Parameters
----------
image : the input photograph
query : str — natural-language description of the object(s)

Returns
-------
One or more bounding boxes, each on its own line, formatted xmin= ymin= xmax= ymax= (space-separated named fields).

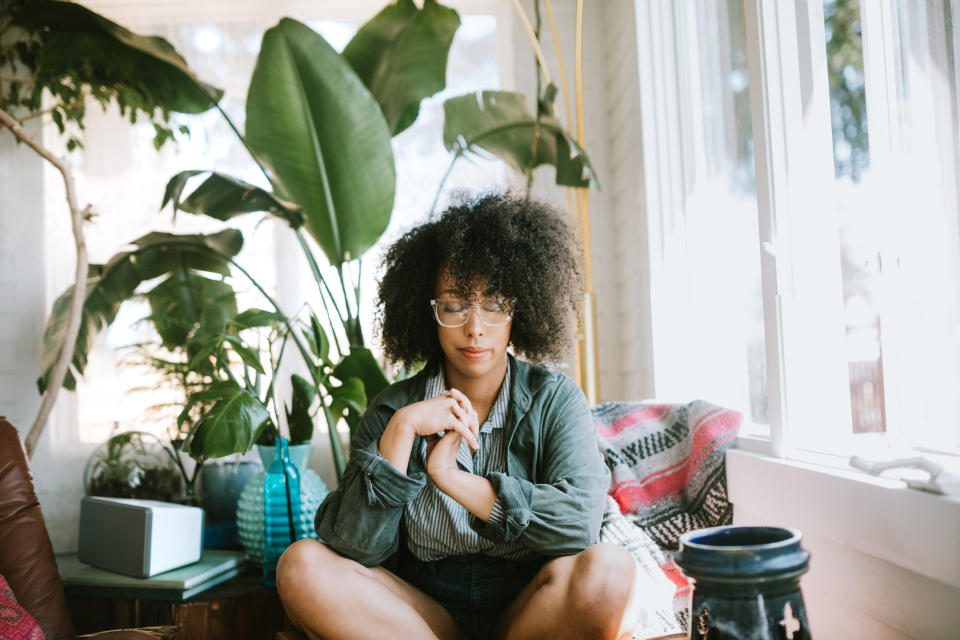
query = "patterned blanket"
xmin=593 ymin=400 xmax=742 ymax=636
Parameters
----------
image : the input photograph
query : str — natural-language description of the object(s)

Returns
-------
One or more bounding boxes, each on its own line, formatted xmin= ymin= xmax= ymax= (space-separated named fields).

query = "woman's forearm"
xmin=432 ymin=469 xmax=498 ymax=522
xmin=378 ymin=410 xmax=417 ymax=474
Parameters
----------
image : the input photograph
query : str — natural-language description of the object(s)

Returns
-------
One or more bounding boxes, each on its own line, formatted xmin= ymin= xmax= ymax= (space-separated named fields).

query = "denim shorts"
xmin=397 ymin=553 xmax=547 ymax=640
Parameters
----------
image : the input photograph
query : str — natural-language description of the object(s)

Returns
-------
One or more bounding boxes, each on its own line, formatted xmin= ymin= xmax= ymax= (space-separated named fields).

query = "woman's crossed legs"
xmin=276 ymin=540 xmax=641 ymax=640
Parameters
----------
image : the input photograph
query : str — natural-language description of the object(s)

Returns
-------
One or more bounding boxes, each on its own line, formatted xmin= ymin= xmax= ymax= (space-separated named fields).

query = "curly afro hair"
xmin=376 ymin=193 xmax=583 ymax=366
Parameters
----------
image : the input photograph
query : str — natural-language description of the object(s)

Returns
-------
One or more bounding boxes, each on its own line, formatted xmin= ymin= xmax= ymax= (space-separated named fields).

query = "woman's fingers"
xmin=445 ymin=417 xmax=478 ymax=450
xmin=447 ymin=388 xmax=475 ymax=415
xmin=447 ymin=389 xmax=480 ymax=441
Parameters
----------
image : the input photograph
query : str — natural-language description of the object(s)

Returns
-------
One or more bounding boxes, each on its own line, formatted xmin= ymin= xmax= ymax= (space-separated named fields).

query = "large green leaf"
xmin=442 ymin=90 xmax=599 ymax=188
xmin=181 ymin=381 xmax=270 ymax=460
xmin=13 ymin=1 xmax=222 ymax=113
xmin=37 ymin=230 xmax=243 ymax=393
xmin=333 ymin=348 xmax=391 ymax=402
xmin=162 ymin=171 xmax=304 ymax=228
xmin=246 ymin=18 xmax=396 ymax=265
xmin=343 ymin=0 xmax=460 ymax=135
xmin=145 ymin=272 xmax=237 ymax=349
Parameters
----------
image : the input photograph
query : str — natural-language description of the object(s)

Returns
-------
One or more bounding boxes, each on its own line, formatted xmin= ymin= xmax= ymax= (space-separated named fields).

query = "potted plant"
xmin=0 ymin=0 xmax=223 ymax=459
xmin=36 ymin=0 xmax=600 ymax=483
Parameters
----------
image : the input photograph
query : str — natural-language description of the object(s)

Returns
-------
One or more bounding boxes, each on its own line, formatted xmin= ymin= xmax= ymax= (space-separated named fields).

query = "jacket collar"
xmin=375 ymin=354 xmax=552 ymax=439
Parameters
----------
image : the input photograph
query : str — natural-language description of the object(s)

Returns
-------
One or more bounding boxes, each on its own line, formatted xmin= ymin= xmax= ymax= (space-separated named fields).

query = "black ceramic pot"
xmin=675 ymin=525 xmax=812 ymax=640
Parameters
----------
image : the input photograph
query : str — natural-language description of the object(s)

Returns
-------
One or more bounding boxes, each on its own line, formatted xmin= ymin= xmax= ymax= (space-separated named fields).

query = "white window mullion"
xmin=744 ymin=0 xmax=852 ymax=457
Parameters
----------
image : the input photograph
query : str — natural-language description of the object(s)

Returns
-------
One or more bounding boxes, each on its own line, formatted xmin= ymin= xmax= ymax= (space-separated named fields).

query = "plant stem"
xmin=0 ymin=106 xmax=88 ymax=460
xmin=321 ymin=403 xmax=346 ymax=482
xmin=214 ymin=102 xmax=273 ymax=185
xmin=430 ymin=151 xmax=461 ymax=216
xmin=295 ymin=230 xmax=347 ymax=357
xmin=337 ymin=263 xmax=361 ymax=346
xmin=508 ymin=0 xmax=552 ymax=85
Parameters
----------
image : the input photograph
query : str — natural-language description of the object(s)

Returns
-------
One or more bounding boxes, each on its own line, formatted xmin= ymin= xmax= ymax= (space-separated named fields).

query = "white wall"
xmin=0 ymin=121 xmax=45 ymax=433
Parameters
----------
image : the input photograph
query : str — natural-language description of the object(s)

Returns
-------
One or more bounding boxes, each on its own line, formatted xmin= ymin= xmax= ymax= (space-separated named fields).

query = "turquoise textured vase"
xmin=236 ymin=442 xmax=327 ymax=574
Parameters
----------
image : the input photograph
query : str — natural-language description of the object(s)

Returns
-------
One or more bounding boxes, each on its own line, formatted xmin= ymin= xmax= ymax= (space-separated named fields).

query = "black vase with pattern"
xmin=675 ymin=525 xmax=812 ymax=640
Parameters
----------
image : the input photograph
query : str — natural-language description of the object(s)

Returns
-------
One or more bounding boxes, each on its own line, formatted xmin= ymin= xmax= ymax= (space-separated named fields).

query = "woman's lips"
xmin=459 ymin=347 xmax=489 ymax=360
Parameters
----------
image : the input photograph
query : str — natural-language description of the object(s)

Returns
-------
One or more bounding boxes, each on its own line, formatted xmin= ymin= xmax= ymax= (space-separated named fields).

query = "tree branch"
xmin=0 ymin=106 xmax=89 ymax=459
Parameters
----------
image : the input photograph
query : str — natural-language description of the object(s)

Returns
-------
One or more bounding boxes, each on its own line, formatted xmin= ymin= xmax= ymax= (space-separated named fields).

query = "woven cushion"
xmin=594 ymin=400 xmax=742 ymax=633
xmin=0 ymin=574 xmax=44 ymax=640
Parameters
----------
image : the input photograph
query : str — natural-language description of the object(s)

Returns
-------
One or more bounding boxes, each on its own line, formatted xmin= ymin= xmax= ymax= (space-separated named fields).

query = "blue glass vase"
xmin=236 ymin=444 xmax=326 ymax=567
xmin=675 ymin=526 xmax=812 ymax=639
xmin=262 ymin=438 xmax=301 ymax=587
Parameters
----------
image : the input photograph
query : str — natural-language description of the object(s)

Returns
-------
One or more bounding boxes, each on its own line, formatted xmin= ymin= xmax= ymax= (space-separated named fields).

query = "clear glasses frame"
xmin=429 ymin=298 xmax=515 ymax=327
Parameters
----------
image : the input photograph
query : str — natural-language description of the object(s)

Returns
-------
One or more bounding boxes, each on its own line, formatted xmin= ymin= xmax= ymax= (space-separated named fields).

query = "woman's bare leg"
xmin=493 ymin=543 xmax=640 ymax=640
xmin=276 ymin=539 xmax=460 ymax=640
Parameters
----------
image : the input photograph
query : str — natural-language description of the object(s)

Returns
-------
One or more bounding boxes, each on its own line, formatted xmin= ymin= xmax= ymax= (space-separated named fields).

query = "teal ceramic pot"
xmin=675 ymin=526 xmax=812 ymax=640
xmin=201 ymin=459 xmax=263 ymax=523
xmin=236 ymin=443 xmax=328 ymax=564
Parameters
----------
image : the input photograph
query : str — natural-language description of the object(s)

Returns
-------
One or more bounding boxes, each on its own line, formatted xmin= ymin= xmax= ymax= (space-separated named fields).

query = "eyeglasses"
xmin=430 ymin=297 xmax=515 ymax=327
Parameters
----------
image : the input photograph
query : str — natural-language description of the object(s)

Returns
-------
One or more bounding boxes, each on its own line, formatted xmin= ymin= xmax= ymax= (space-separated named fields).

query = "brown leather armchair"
xmin=0 ymin=416 xmax=159 ymax=640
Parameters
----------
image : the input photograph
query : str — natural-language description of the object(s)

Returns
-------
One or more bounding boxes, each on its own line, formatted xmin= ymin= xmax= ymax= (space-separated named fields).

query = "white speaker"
xmin=78 ymin=496 xmax=204 ymax=578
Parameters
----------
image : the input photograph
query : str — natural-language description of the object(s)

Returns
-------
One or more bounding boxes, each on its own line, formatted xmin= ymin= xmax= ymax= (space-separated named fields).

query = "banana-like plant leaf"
xmin=286 ymin=373 xmax=316 ymax=444
xmin=246 ymin=18 xmax=396 ymax=265
xmin=333 ymin=348 xmax=391 ymax=402
xmin=181 ymin=381 xmax=270 ymax=460
xmin=343 ymin=0 xmax=461 ymax=135
xmin=13 ymin=1 xmax=222 ymax=113
xmin=145 ymin=273 xmax=237 ymax=348
xmin=162 ymin=171 xmax=304 ymax=228
xmin=37 ymin=230 xmax=243 ymax=393
xmin=442 ymin=90 xmax=599 ymax=188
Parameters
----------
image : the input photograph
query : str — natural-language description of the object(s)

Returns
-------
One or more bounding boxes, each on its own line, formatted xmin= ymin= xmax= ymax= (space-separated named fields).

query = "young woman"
xmin=277 ymin=194 xmax=641 ymax=640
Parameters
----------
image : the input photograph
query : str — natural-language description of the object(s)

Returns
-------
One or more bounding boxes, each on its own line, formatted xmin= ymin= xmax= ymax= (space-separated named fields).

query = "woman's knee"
xmin=565 ymin=544 xmax=636 ymax=620
xmin=276 ymin=539 xmax=340 ymax=599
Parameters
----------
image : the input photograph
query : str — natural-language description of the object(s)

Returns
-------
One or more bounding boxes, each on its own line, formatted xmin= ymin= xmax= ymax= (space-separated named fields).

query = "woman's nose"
xmin=463 ymin=306 xmax=485 ymax=336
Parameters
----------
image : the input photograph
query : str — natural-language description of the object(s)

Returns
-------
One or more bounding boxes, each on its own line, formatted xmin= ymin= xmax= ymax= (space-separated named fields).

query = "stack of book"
xmin=59 ymin=549 xmax=247 ymax=601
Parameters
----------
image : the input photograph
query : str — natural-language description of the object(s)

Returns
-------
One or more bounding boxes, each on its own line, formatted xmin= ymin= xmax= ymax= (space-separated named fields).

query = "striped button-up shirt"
xmin=404 ymin=362 xmax=534 ymax=561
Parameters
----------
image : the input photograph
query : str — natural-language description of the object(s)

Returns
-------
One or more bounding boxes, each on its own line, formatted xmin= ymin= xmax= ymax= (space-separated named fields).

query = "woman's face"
xmin=434 ymin=272 xmax=512 ymax=384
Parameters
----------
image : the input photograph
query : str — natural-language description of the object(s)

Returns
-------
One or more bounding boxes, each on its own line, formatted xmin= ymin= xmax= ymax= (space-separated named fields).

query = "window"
xmin=633 ymin=0 xmax=960 ymax=462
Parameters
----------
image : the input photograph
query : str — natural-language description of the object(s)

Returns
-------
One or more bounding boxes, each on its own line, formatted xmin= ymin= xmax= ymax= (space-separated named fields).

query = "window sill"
xmin=725 ymin=447 xmax=960 ymax=590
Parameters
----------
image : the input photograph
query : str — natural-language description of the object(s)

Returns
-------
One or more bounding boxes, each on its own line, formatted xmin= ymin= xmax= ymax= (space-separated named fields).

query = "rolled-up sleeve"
xmin=471 ymin=377 xmax=609 ymax=556
xmin=314 ymin=404 xmax=426 ymax=566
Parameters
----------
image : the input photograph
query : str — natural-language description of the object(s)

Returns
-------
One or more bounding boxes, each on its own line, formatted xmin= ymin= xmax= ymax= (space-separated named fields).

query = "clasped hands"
xmin=397 ymin=388 xmax=480 ymax=484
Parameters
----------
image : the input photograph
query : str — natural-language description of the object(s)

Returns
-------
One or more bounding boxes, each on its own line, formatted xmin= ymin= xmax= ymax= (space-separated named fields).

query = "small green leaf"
xmin=181 ymin=381 xmax=270 ymax=460
xmin=285 ymin=373 xmax=316 ymax=444
xmin=443 ymin=90 xmax=599 ymax=188
xmin=170 ymin=171 xmax=304 ymax=228
xmin=333 ymin=348 xmax=390 ymax=402
xmin=329 ymin=377 xmax=366 ymax=415
xmin=231 ymin=308 xmax=286 ymax=331
xmin=223 ymin=335 xmax=265 ymax=374
xmin=307 ymin=312 xmax=330 ymax=362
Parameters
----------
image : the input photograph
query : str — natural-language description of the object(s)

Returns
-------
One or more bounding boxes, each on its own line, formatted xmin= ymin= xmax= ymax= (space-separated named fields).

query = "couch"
xmin=0 ymin=416 xmax=161 ymax=640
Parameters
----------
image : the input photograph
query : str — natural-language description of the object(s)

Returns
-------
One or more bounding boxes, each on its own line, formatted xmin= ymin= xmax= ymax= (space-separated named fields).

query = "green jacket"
xmin=314 ymin=355 xmax=610 ymax=567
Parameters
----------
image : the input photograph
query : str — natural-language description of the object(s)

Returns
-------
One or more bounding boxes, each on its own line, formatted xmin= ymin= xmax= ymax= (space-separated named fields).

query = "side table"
xmin=66 ymin=569 xmax=296 ymax=640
